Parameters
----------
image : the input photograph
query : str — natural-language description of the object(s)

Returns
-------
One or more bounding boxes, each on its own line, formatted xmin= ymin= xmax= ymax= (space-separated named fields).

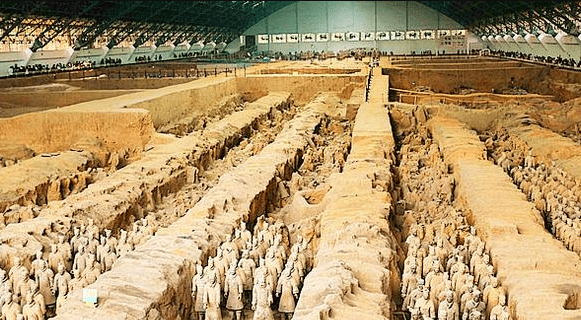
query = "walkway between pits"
xmin=294 ymin=67 xmax=400 ymax=320
xmin=429 ymin=116 xmax=581 ymax=320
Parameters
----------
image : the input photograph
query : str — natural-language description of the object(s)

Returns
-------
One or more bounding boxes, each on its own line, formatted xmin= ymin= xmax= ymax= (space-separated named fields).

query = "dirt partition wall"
xmin=60 ymin=78 xmax=195 ymax=90
xmin=0 ymin=78 xmax=238 ymax=156
xmin=387 ymin=66 xmax=546 ymax=93
xmin=127 ymin=77 xmax=237 ymax=129
xmin=0 ymin=107 xmax=153 ymax=156
xmin=392 ymin=61 xmax=525 ymax=70
xmin=0 ymin=90 xmax=142 ymax=114
xmin=237 ymin=74 xmax=365 ymax=105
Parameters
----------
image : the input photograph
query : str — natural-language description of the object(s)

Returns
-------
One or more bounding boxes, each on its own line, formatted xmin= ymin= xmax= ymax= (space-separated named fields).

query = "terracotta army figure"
xmin=22 ymin=291 xmax=43 ymax=320
xmin=224 ymin=262 xmax=244 ymax=320
xmin=405 ymin=278 xmax=425 ymax=311
xmin=1 ymin=293 xmax=21 ymax=320
xmin=462 ymin=290 xmax=485 ymax=320
xmin=401 ymin=262 xmax=420 ymax=304
xmin=96 ymin=236 xmax=108 ymax=266
xmin=524 ymin=150 xmax=535 ymax=168
xmin=116 ymin=230 xmax=133 ymax=257
xmin=72 ymin=245 xmax=87 ymax=276
xmin=83 ymin=259 xmax=101 ymax=286
xmin=414 ymin=288 xmax=436 ymax=320
xmin=70 ymin=227 xmax=82 ymax=257
xmin=9 ymin=257 xmax=28 ymax=295
xmin=276 ymin=265 xmax=300 ymax=320
xmin=17 ymin=271 xmax=36 ymax=307
xmin=22 ymin=284 xmax=46 ymax=319
xmin=191 ymin=264 xmax=206 ymax=320
xmin=85 ymin=219 xmax=99 ymax=241
xmin=238 ymin=250 xmax=256 ymax=304
xmin=67 ymin=269 xmax=87 ymax=293
xmin=252 ymin=273 xmax=274 ymax=320
xmin=437 ymin=280 xmax=455 ymax=307
xmin=483 ymin=277 xmax=504 ymax=317
xmin=213 ymin=249 xmax=228 ymax=291
xmin=57 ymin=234 xmax=72 ymax=271
xmin=52 ymin=264 xmax=71 ymax=313
xmin=489 ymin=294 xmax=511 ymax=320
xmin=264 ymin=250 xmax=282 ymax=288
xmin=47 ymin=244 xmax=63 ymax=274
xmin=438 ymin=291 xmax=459 ymax=320
xmin=203 ymin=271 xmax=221 ymax=320
xmin=239 ymin=221 xmax=252 ymax=246
xmin=0 ymin=269 xmax=11 ymax=294
xmin=102 ymin=228 xmax=116 ymax=251
xmin=29 ymin=251 xmax=44 ymax=280
xmin=28 ymin=281 xmax=46 ymax=319
xmin=102 ymin=244 xmax=117 ymax=272
xmin=254 ymin=258 xmax=274 ymax=292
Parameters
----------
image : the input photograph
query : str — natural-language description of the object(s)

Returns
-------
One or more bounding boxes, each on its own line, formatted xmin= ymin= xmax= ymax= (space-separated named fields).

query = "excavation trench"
xmin=293 ymin=68 xmax=402 ymax=320
xmin=54 ymin=92 xmax=341 ymax=320
xmin=388 ymin=107 xmax=512 ymax=320
xmin=0 ymin=92 xmax=293 ymax=273
xmin=429 ymin=116 xmax=581 ymax=320
xmin=483 ymin=126 xmax=581 ymax=268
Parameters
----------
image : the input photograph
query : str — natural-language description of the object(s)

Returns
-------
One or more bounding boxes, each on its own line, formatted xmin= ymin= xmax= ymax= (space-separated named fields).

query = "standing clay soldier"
xmin=72 ymin=245 xmax=87 ymax=276
xmin=405 ymin=278 xmax=426 ymax=311
xmin=35 ymin=262 xmax=54 ymax=310
xmin=28 ymin=281 xmax=46 ymax=317
xmin=102 ymin=245 xmax=117 ymax=272
xmin=2 ymin=293 xmax=21 ymax=320
xmin=276 ymin=266 xmax=300 ymax=320
xmin=0 ymin=269 xmax=11 ymax=294
xmin=67 ymin=269 xmax=85 ymax=293
xmin=415 ymin=289 xmax=436 ymax=320
xmin=238 ymin=250 xmax=256 ymax=304
xmin=57 ymin=234 xmax=72 ymax=271
xmin=252 ymin=273 xmax=274 ymax=320
xmin=462 ymin=290 xmax=485 ymax=320
xmin=22 ymin=291 xmax=43 ymax=320
xmin=29 ymin=252 xmax=44 ymax=280
xmin=401 ymin=262 xmax=420 ymax=304
xmin=203 ymin=272 xmax=221 ymax=320
xmin=83 ymin=260 xmax=101 ymax=286
xmin=116 ymin=230 xmax=133 ymax=257
xmin=224 ymin=262 xmax=244 ymax=320
xmin=438 ymin=291 xmax=459 ymax=320
xmin=96 ymin=236 xmax=108 ymax=266
xmin=489 ymin=294 xmax=511 ymax=320
xmin=191 ymin=265 xmax=206 ymax=320
xmin=52 ymin=264 xmax=71 ymax=313
xmin=254 ymin=258 xmax=274 ymax=292
xmin=47 ymin=245 xmax=63 ymax=274
xmin=9 ymin=257 xmax=28 ymax=295
xmin=70 ymin=227 xmax=82 ymax=257
xmin=483 ymin=277 xmax=504 ymax=318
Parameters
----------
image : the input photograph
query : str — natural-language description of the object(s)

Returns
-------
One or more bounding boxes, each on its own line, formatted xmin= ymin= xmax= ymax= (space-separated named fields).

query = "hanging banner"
xmin=406 ymin=30 xmax=420 ymax=40
xmin=362 ymin=32 xmax=375 ymax=41
xmin=331 ymin=33 xmax=345 ymax=41
xmin=376 ymin=32 xmax=389 ymax=41
xmin=391 ymin=31 xmax=405 ymax=40
xmin=346 ymin=32 xmax=360 ymax=41
xmin=272 ymin=34 xmax=286 ymax=43
xmin=302 ymin=33 xmax=316 ymax=42
xmin=287 ymin=34 xmax=298 ymax=43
